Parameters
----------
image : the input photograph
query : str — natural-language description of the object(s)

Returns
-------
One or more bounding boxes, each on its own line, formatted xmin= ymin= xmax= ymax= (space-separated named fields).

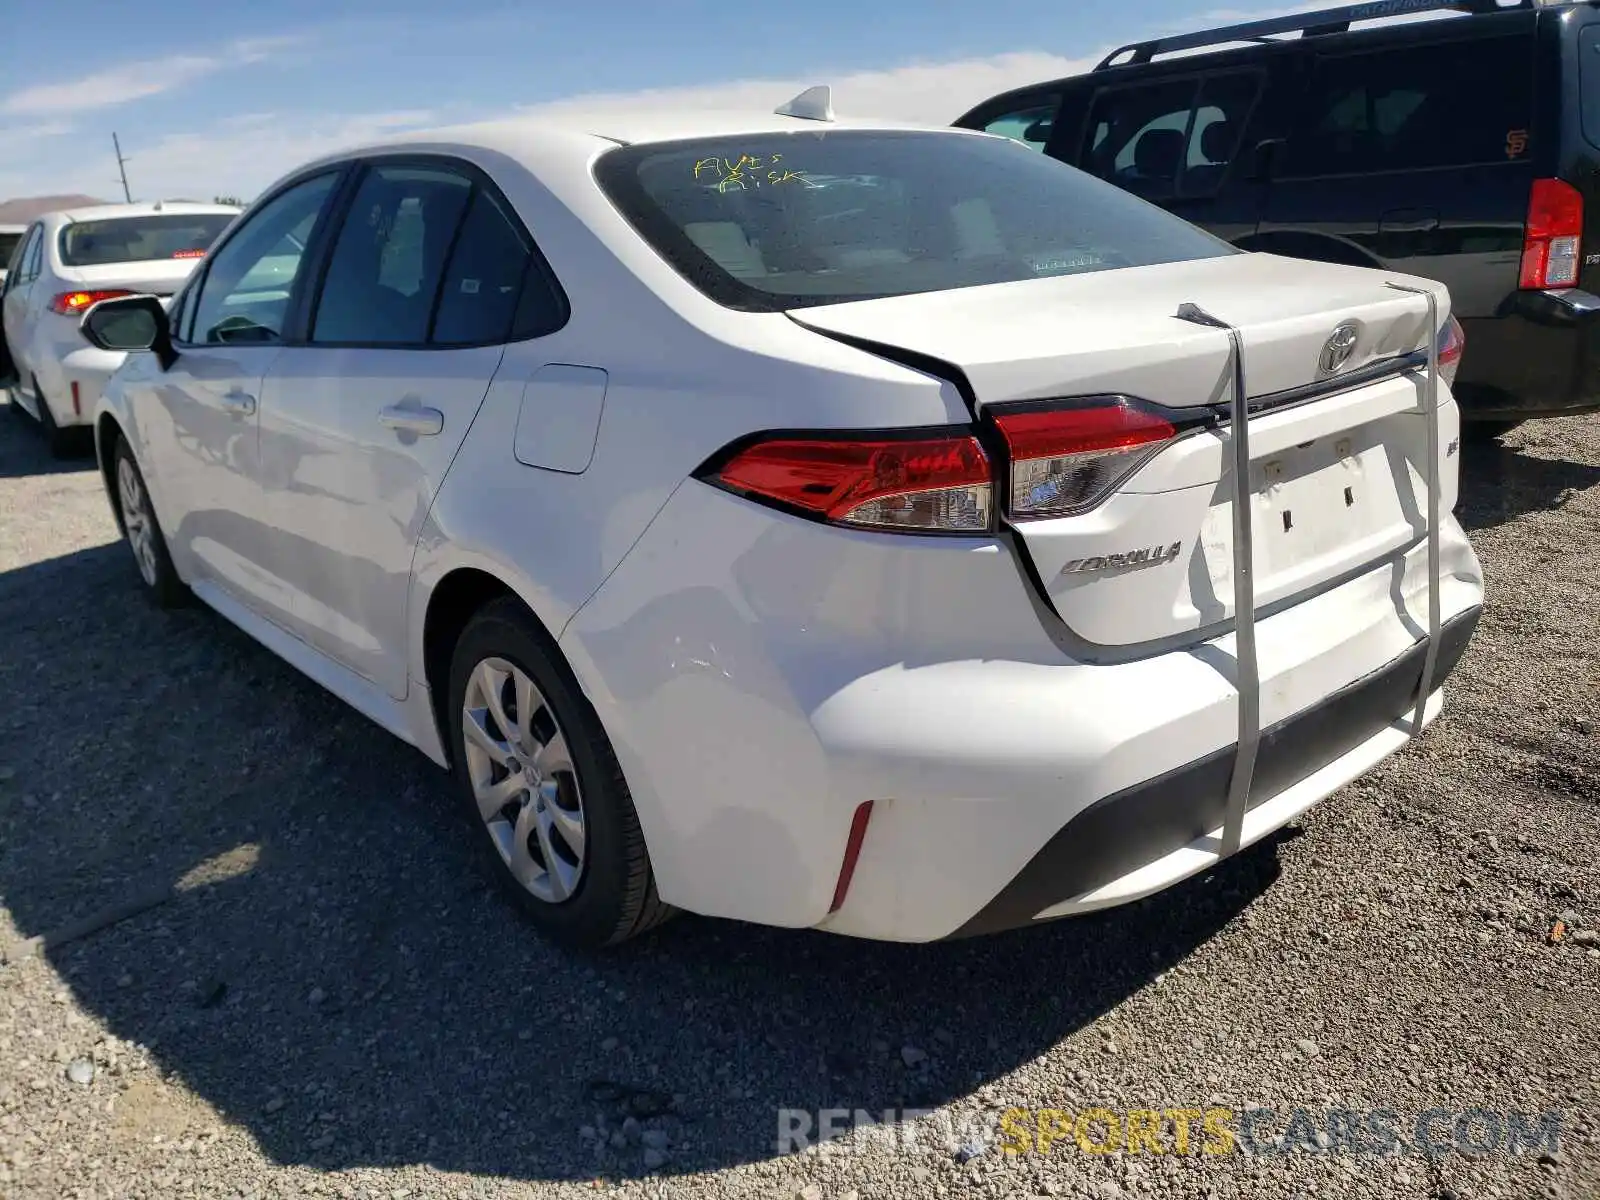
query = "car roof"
xmin=53 ymin=201 xmax=241 ymax=225
xmin=288 ymin=107 xmax=978 ymax=180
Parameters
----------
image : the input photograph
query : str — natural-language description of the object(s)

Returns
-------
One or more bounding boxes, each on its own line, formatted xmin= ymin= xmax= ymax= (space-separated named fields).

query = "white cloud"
xmin=513 ymin=51 xmax=1103 ymax=127
xmin=0 ymin=36 xmax=301 ymax=117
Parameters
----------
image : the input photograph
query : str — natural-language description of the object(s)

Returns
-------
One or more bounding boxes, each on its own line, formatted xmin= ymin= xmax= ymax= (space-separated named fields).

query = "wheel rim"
xmin=462 ymin=657 xmax=587 ymax=904
xmin=117 ymin=458 xmax=159 ymax=588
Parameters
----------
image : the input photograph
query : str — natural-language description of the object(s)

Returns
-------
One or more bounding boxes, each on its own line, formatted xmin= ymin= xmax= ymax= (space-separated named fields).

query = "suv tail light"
xmin=50 ymin=289 xmax=133 ymax=316
xmin=990 ymin=398 xmax=1183 ymax=520
xmin=1437 ymin=314 xmax=1466 ymax=387
xmin=706 ymin=430 xmax=993 ymax=533
xmin=1520 ymin=179 xmax=1583 ymax=290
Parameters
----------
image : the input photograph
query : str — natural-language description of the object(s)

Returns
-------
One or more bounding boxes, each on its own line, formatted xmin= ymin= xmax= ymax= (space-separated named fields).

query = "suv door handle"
xmin=379 ymin=404 xmax=444 ymax=436
xmin=1379 ymin=209 xmax=1441 ymax=234
xmin=220 ymin=390 xmax=256 ymax=417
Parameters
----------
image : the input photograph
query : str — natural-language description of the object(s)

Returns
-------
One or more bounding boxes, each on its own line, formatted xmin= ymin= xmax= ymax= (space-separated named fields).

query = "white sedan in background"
xmin=1 ymin=201 xmax=238 ymax=454
xmin=80 ymin=93 xmax=1482 ymax=948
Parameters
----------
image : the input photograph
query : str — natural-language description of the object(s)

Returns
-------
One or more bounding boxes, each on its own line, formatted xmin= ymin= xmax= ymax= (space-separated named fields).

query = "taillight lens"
xmin=1437 ymin=314 xmax=1465 ymax=387
xmin=50 ymin=289 xmax=133 ymax=316
xmin=708 ymin=431 xmax=993 ymax=533
xmin=990 ymin=398 xmax=1180 ymax=520
xmin=1520 ymin=178 xmax=1583 ymax=290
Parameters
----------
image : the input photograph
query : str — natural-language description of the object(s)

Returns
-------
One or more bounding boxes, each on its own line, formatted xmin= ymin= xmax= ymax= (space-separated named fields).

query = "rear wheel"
xmin=446 ymin=598 xmax=674 ymax=949
xmin=112 ymin=439 xmax=188 ymax=608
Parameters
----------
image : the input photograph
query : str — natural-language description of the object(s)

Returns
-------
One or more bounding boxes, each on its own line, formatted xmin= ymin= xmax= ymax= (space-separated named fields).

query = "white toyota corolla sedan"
xmin=81 ymin=91 xmax=1483 ymax=948
xmin=1 ymin=202 xmax=239 ymax=455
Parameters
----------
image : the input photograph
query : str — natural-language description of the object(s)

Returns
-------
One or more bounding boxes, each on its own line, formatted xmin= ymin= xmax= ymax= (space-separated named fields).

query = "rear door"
xmin=1066 ymin=67 xmax=1270 ymax=244
xmin=256 ymin=157 xmax=569 ymax=698
xmin=1259 ymin=21 xmax=1539 ymax=318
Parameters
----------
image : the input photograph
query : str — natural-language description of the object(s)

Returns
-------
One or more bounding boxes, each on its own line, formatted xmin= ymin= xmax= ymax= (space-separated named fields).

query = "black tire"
xmin=446 ymin=597 xmax=674 ymax=949
xmin=111 ymin=438 xmax=189 ymax=608
xmin=31 ymin=375 xmax=75 ymax=459
xmin=1463 ymin=418 xmax=1523 ymax=442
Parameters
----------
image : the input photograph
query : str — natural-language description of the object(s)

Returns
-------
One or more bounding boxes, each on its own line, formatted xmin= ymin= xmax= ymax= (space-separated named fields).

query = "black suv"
xmin=955 ymin=0 xmax=1600 ymax=433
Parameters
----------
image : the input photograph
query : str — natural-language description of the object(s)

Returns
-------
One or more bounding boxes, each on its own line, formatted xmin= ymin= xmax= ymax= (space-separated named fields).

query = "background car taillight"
xmin=1437 ymin=314 xmax=1466 ymax=387
xmin=989 ymin=398 xmax=1182 ymax=520
xmin=50 ymin=289 xmax=134 ymax=316
xmin=707 ymin=431 xmax=993 ymax=533
xmin=1520 ymin=178 xmax=1583 ymax=291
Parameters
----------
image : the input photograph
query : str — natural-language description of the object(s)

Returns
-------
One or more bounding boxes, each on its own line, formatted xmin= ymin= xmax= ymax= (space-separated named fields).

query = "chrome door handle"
xmin=220 ymin=390 xmax=256 ymax=417
xmin=379 ymin=404 xmax=444 ymax=436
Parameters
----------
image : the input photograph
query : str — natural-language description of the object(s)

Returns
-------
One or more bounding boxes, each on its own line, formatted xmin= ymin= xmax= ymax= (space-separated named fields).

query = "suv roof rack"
xmin=1095 ymin=0 xmax=1550 ymax=69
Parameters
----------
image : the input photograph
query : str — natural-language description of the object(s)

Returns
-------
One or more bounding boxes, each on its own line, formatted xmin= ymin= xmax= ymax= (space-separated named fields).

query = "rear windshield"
xmin=593 ymin=130 xmax=1233 ymax=311
xmin=58 ymin=213 xmax=235 ymax=267
xmin=0 ymin=233 xmax=22 ymax=269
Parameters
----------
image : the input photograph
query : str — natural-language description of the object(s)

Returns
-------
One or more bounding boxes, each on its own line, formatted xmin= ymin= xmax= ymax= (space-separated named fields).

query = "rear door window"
xmin=1283 ymin=34 xmax=1535 ymax=176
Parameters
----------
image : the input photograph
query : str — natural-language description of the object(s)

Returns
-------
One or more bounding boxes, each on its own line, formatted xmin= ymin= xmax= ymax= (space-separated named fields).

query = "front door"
xmin=134 ymin=170 xmax=346 ymax=611
xmin=257 ymin=158 xmax=568 ymax=698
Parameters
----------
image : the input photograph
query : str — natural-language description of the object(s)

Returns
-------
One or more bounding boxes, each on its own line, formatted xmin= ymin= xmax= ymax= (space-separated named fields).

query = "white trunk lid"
xmin=791 ymin=253 xmax=1450 ymax=649
xmin=56 ymin=259 xmax=204 ymax=297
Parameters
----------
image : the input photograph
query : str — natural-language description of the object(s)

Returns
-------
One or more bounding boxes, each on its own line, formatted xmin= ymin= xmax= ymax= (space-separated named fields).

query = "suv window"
xmin=975 ymin=93 xmax=1062 ymax=151
xmin=0 ymin=232 xmax=23 ymax=273
xmin=594 ymin=130 xmax=1233 ymax=312
xmin=187 ymin=173 xmax=339 ymax=346
xmin=1084 ymin=73 xmax=1261 ymax=199
xmin=311 ymin=163 xmax=473 ymax=346
xmin=1283 ymin=35 xmax=1535 ymax=176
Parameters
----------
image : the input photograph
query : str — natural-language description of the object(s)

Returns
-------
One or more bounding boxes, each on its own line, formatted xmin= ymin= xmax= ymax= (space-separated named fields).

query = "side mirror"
xmin=1247 ymin=137 xmax=1285 ymax=182
xmin=80 ymin=293 xmax=177 ymax=371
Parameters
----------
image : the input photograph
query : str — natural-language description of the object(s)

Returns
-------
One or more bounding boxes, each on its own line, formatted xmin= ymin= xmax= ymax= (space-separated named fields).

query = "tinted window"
xmin=1284 ymin=36 xmax=1534 ymax=176
xmin=976 ymin=94 xmax=1062 ymax=151
xmin=311 ymin=164 xmax=472 ymax=345
xmin=594 ymin=130 xmax=1232 ymax=312
xmin=432 ymin=189 xmax=531 ymax=345
xmin=1582 ymin=26 xmax=1600 ymax=151
xmin=1084 ymin=74 xmax=1260 ymax=199
xmin=21 ymin=227 xmax=44 ymax=283
xmin=188 ymin=173 xmax=339 ymax=346
xmin=0 ymin=233 xmax=23 ymax=271
xmin=58 ymin=214 xmax=235 ymax=267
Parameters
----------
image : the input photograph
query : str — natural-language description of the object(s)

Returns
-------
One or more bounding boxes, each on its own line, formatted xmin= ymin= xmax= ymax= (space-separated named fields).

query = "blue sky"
xmin=0 ymin=0 xmax=1290 ymax=202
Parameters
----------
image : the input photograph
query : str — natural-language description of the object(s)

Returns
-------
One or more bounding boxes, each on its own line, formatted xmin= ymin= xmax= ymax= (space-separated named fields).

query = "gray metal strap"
xmin=1175 ymin=303 xmax=1258 ymax=859
xmin=1385 ymin=283 xmax=1444 ymax=735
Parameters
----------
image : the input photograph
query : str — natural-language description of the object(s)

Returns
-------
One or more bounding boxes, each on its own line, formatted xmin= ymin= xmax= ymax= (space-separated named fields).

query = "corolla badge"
xmin=1319 ymin=322 xmax=1360 ymax=375
xmin=1059 ymin=542 xmax=1183 ymax=578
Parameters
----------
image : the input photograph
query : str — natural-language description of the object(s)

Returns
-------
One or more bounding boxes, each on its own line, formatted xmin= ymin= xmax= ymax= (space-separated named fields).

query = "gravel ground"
xmin=0 ymin=390 xmax=1596 ymax=1200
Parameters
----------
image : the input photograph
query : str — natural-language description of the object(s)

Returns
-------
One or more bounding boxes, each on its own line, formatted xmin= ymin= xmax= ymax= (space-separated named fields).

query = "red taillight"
xmin=50 ymin=289 xmax=133 ymax=316
xmin=709 ymin=431 xmax=993 ymax=533
xmin=1437 ymin=313 xmax=1466 ymax=384
xmin=990 ymin=398 xmax=1180 ymax=520
xmin=1520 ymin=178 xmax=1583 ymax=290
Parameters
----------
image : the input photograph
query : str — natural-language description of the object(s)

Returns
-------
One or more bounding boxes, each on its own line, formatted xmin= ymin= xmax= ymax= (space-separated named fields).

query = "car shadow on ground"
xmin=0 ymin=390 xmax=97 ymax=478
xmin=1457 ymin=428 xmax=1600 ymax=533
xmin=0 ymin=536 xmax=1292 ymax=1182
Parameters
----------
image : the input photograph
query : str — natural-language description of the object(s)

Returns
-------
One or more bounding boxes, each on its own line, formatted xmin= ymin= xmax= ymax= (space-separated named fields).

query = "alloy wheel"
xmin=118 ymin=457 xmax=159 ymax=588
xmin=461 ymin=657 xmax=587 ymax=904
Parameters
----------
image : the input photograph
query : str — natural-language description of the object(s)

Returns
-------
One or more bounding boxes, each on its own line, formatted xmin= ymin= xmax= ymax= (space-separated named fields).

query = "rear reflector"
xmin=1520 ymin=179 xmax=1583 ymax=290
xmin=70 ymin=380 xmax=81 ymax=417
xmin=50 ymin=289 xmax=133 ymax=316
xmin=828 ymin=801 xmax=876 ymax=914
xmin=990 ymin=398 xmax=1181 ymax=520
xmin=708 ymin=431 xmax=992 ymax=533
